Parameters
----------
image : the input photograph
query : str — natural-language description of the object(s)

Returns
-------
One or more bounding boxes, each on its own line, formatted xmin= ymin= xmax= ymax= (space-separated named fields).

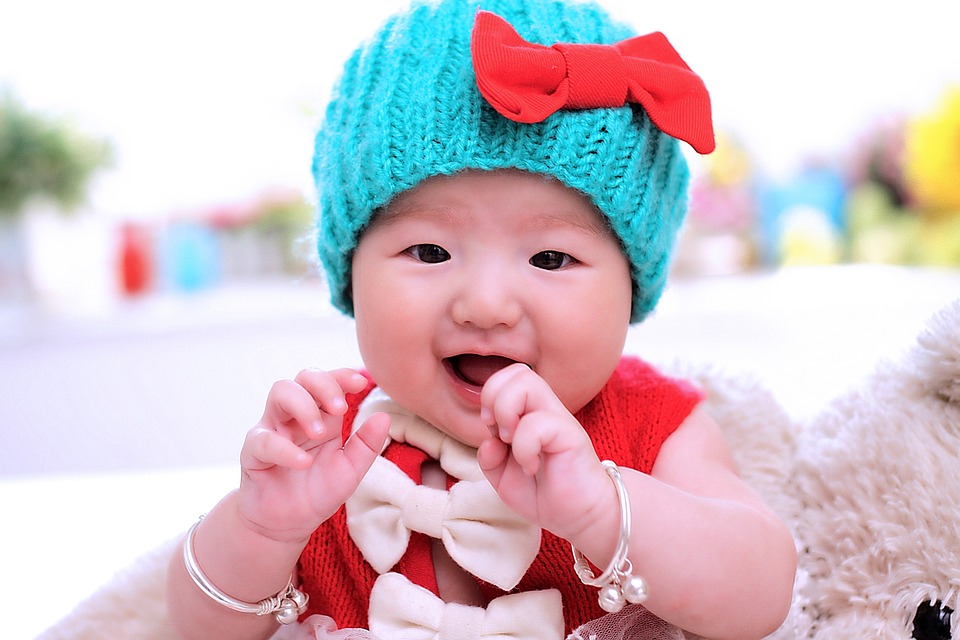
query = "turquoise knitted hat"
xmin=314 ymin=0 xmax=703 ymax=323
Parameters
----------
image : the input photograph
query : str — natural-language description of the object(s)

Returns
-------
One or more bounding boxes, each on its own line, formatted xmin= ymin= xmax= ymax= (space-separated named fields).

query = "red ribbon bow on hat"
xmin=471 ymin=10 xmax=715 ymax=154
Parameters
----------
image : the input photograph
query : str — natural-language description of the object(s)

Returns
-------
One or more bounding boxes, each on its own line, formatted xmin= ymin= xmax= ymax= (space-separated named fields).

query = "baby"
xmin=166 ymin=1 xmax=797 ymax=639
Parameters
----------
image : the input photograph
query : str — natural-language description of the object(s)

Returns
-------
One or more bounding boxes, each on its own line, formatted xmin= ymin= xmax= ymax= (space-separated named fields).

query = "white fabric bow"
xmin=368 ymin=572 xmax=564 ymax=640
xmin=347 ymin=454 xmax=540 ymax=590
xmin=347 ymin=389 xmax=541 ymax=591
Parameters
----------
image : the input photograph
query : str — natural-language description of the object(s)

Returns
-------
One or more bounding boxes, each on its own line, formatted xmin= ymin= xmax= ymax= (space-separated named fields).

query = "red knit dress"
xmin=297 ymin=356 xmax=702 ymax=634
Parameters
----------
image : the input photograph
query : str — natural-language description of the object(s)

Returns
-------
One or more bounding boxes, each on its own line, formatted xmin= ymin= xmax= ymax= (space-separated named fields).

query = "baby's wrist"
xmin=181 ymin=493 xmax=311 ymax=610
xmin=571 ymin=461 xmax=649 ymax=613
xmin=558 ymin=464 xmax=622 ymax=555
xmin=232 ymin=490 xmax=318 ymax=547
xmin=183 ymin=516 xmax=309 ymax=625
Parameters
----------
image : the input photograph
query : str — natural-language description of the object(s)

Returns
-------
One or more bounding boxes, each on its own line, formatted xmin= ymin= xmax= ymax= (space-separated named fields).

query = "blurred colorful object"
xmin=0 ymin=92 xmax=112 ymax=219
xmin=846 ymin=114 xmax=909 ymax=207
xmin=160 ymin=222 xmax=221 ymax=292
xmin=118 ymin=223 xmax=154 ymax=296
xmin=680 ymin=133 xmax=758 ymax=274
xmin=675 ymin=82 xmax=960 ymax=272
xmin=758 ymin=165 xmax=847 ymax=266
xmin=844 ymin=85 xmax=960 ymax=267
xmin=904 ymin=85 xmax=960 ymax=213
xmin=777 ymin=205 xmax=844 ymax=266
xmin=846 ymin=182 xmax=918 ymax=264
xmin=688 ymin=132 xmax=755 ymax=232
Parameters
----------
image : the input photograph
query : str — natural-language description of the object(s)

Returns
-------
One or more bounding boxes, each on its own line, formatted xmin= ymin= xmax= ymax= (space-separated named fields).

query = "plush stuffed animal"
xmin=770 ymin=298 xmax=960 ymax=640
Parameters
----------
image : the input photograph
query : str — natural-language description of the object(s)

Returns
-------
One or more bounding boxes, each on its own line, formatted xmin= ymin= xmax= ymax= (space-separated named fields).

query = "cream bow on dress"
xmin=368 ymin=573 xmax=564 ymax=640
xmin=346 ymin=390 xmax=562 ymax=640
xmin=283 ymin=390 xmax=679 ymax=640
xmin=346 ymin=389 xmax=541 ymax=591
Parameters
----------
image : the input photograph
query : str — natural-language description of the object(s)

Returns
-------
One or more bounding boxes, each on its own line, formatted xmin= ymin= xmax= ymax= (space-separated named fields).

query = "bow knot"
xmin=369 ymin=573 xmax=564 ymax=640
xmin=471 ymin=10 xmax=715 ymax=154
xmin=398 ymin=482 xmax=449 ymax=540
xmin=555 ymin=43 xmax=628 ymax=110
xmin=347 ymin=456 xmax=540 ymax=589
xmin=348 ymin=390 xmax=540 ymax=589
xmin=347 ymin=390 xmax=543 ymax=593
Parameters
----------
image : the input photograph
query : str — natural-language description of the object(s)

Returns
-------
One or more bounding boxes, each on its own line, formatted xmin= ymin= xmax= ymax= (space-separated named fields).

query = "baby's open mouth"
xmin=446 ymin=354 xmax=519 ymax=387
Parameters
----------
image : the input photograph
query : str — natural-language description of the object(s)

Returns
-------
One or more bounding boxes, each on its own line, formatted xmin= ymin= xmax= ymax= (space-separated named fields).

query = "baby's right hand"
xmin=237 ymin=368 xmax=390 ymax=543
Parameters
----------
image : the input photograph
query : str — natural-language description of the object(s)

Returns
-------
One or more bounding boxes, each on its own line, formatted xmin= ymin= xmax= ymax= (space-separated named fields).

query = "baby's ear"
xmin=909 ymin=300 xmax=960 ymax=404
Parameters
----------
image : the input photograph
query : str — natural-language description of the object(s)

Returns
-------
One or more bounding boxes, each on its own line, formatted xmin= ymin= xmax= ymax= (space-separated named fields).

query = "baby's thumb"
xmin=343 ymin=412 xmax=391 ymax=479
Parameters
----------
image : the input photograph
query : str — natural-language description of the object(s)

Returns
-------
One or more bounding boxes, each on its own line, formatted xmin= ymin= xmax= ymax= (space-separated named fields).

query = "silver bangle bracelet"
xmin=571 ymin=460 xmax=648 ymax=613
xmin=182 ymin=517 xmax=309 ymax=625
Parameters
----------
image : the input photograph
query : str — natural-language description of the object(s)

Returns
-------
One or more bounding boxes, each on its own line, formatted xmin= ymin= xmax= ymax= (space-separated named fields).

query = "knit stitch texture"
xmin=313 ymin=0 xmax=693 ymax=322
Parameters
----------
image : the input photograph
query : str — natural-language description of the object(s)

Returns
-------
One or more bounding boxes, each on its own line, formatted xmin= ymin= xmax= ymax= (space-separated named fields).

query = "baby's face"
xmin=351 ymin=169 xmax=632 ymax=446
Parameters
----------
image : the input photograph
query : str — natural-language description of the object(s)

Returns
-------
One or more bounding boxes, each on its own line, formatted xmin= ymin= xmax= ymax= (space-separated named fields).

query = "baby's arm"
xmin=166 ymin=368 xmax=390 ymax=640
xmin=607 ymin=410 xmax=795 ymax=640
xmin=478 ymin=364 xmax=796 ymax=640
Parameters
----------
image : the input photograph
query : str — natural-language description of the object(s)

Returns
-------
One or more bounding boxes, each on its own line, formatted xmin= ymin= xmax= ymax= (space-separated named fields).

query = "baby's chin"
xmin=427 ymin=412 xmax=492 ymax=450
xmin=447 ymin=422 xmax=493 ymax=450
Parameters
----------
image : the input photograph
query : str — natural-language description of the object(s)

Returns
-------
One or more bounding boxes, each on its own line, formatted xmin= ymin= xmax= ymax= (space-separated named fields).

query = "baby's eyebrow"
xmin=526 ymin=211 xmax=613 ymax=239
xmin=369 ymin=203 xmax=459 ymax=229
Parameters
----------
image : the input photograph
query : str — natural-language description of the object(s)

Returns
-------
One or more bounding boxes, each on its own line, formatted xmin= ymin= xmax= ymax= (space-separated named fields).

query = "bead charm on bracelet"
xmin=183 ymin=517 xmax=309 ymax=625
xmin=572 ymin=460 xmax=648 ymax=613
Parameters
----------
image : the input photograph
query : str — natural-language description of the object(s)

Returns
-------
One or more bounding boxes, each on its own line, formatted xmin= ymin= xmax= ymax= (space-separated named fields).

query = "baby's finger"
xmin=480 ymin=364 xmax=532 ymax=439
xmin=477 ymin=436 xmax=509 ymax=475
xmin=342 ymin=412 xmax=391 ymax=477
xmin=242 ymin=427 xmax=312 ymax=471
xmin=490 ymin=375 xmax=545 ymax=444
xmin=329 ymin=368 xmax=371 ymax=394
xmin=480 ymin=363 xmax=529 ymax=411
xmin=507 ymin=413 xmax=555 ymax=475
xmin=265 ymin=379 xmax=328 ymax=440
xmin=295 ymin=368 xmax=369 ymax=420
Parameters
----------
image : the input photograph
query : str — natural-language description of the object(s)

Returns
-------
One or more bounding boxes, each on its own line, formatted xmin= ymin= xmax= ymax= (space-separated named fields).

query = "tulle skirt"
xmin=271 ymin=605 xmax=699 ymax=640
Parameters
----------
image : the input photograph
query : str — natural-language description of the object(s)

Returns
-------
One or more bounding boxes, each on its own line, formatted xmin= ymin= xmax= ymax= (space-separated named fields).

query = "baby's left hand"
xmin=477 ymin=364 xmax=612 ymax=540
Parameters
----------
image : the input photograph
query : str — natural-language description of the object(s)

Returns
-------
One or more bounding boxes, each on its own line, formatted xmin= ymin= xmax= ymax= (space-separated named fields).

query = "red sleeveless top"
xmin=297 ymin=356 xmax=702 ymax=633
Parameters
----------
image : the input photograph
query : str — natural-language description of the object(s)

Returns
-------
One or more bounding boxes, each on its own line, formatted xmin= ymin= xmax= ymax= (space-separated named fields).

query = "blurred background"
xmin=2 ymin=0 xmax=959 ymax=313
xmin=1 ymin=1 xmax=959 ymax=637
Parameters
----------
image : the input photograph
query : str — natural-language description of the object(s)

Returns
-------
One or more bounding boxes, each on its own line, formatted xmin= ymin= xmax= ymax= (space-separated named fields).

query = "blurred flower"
xmin=845 ymin=114 xmax=909 ymax=206
xmin=757 ymin=164 xmax=847 ymax=266
xmin=904 ymin=85 xmax=960 ymax=213
xmin=676 ymin=133 xmax=760 ymax=275
xmin=778 ymin=205 xmax=843 ymax=266
xmin=687 ymin=132 xmax=757 ymax=233
xmin=845 ymin=183 xmax=919 ymax=264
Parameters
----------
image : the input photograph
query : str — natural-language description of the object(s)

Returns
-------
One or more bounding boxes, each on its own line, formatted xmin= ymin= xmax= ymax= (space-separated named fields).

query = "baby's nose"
xmin=450 ymin=269 xmax=523 ymax=329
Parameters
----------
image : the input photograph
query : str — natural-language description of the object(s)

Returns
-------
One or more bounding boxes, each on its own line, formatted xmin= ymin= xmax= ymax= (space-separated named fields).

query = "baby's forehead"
xmin=373 ymin=169 xmax=611 ymax=235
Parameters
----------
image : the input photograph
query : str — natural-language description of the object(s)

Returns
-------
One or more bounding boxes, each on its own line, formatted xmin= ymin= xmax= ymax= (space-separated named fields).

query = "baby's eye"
xmin=405 ymin=244 xmax=450 ymax=264
xmin=530 ymin=250 xmax=574 ymax=270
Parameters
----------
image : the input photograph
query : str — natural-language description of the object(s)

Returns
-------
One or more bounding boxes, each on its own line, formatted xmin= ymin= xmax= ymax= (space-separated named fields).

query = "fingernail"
xmin=347 ymin=373 xmax=367 ymax=390
xmin=312 ymin=421 xmax=325 ymax=437
xmin=480 ymin=407 xmax=493 ymax=426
